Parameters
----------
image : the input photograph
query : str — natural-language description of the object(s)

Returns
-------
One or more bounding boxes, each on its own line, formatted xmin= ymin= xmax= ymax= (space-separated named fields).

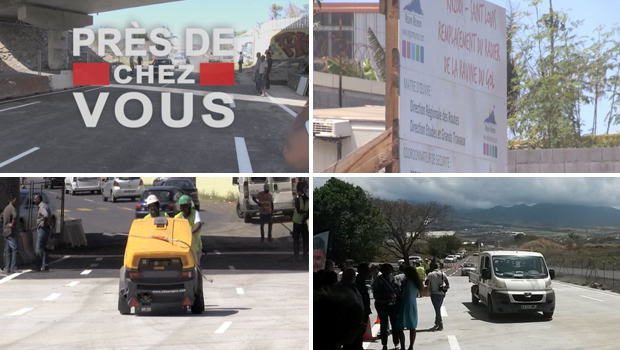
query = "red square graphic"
xmin=73 ymin=63 xmax=110 ymax=86
xmin=200 ymin=63 xmax=234 ymax=86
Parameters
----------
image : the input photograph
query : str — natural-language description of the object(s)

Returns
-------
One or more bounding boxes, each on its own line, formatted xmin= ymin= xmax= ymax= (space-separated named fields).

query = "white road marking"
xmin=95 ymin=257 xmax=103 ymax=261
xmin=229 ymin=95 xmax=236 ymax=108
xmin=213 ymin=250 xmax=221 ymax=255
xmin=0 ymin=101 xmax=41 ymax=113
xmin=84 ymin=199 xmax=94 ymax=202
xmin=44 ymin=293 xmax=61 ymax=301
xmin=554 ymin=281 xmax=620 ymax=299
xmin=81 ymin=270 xmax=92 ymax=275
xmin=581 ymin=295 xmax=604 ymax=302
xmin=441 ymin=306 xmax=448 ymax=317
xmin=0 ymin=147 xmax=40 ymax=168
xmin=90 ymin=263 xmax=99 ymax=267
xmin=0 ymin=269 xmax=31 ymax=285
xmin=66 ymin=281 xmax=79 ymax=287
xmin=448 ymin=335 xmax=461 ymax=350
xmin=265 ymin=92 xmax=297 ymax=117
xmin=371 ymin=323 xmax=380 ymax=337
xmin=234 ymin=137 xmax=253 ymax=173
xmin=9 ymin=308 xmax=34 ymax=316
xmin=236 ymin=288 xmax=244 ymax=295
xmin=84 ymin=86 xmax=105 ymax=93
xmin=228 ymin=265 xmax=235 ymax=271
xmin=119 ymin=207 xmax=133 ymax=211
xmin=215 ymin=321 xmax=232 ymax=334
xmin=49 ymin=255 xmax=70 ymax=265
xmin=162 ymin=83 xmax=170 ymax=88
xmin=0 ymin=86 xmax=89 ymax=105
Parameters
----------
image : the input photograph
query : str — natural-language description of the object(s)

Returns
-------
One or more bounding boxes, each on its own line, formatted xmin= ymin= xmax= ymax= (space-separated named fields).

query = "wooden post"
xmin=384 ymin=0 xmax=399 ymax=172
xmin=339 ymin=17 xmax=343 ymax=108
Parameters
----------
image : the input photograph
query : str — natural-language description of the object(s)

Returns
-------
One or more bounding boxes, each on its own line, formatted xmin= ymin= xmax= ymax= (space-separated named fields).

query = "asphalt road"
xmin=361 ymin=256 xmax=620 ymax=350
xmin=0 ymin=185 xmax=309 ymax=350
xmin=0 ymin=58 xmax=303 ymax=172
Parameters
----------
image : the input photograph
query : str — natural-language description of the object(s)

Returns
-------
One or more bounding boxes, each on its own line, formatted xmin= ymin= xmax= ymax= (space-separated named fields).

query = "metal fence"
xmin=547 ymin=256 xmax=620 ymax=289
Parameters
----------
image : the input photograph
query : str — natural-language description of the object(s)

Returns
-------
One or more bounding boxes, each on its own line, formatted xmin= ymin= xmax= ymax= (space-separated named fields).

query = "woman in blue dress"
xmin=395 ymin=266 xmax=423 ymax=350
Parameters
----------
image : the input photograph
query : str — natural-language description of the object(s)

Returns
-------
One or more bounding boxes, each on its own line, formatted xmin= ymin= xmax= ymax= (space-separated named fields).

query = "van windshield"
xmin=491 ymin=255 xmax=548 ymax=279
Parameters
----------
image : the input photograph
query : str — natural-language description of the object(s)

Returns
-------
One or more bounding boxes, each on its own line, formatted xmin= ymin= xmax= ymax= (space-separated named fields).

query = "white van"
xmin=470 ymin=251 xmax=555 ymax=319
xmin=233 ymin=177 xmax=296 ymax=223
xmin=65 ymin=177 xmax=101 ymax=195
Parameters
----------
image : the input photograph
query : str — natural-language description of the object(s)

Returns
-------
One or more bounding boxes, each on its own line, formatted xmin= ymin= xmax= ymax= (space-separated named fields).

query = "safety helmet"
xmin=178 ymin=194 xmax=192 ymax=206
xmin=146 ymin=194 xmax=159 ymax=206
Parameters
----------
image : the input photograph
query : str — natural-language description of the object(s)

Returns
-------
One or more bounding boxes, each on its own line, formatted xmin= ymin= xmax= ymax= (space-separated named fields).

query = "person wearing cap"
xmin=175 ymin=195 xmax=203 ymax=261
xmin=252 ymin=183 xmax=273 ymax=242
xmin=144 ymin=194 xmax=168 ymax=219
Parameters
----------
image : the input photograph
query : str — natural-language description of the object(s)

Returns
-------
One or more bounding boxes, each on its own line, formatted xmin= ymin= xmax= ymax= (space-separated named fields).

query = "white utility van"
xmin=233 ymin=177 xmax=296 ymax=223
xmin=469 ymin=251 xmax=555 ymax=319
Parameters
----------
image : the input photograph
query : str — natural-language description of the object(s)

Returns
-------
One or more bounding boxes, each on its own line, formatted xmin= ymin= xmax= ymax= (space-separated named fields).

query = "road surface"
xmin=0 ymin=58 xmax=305 ymax=172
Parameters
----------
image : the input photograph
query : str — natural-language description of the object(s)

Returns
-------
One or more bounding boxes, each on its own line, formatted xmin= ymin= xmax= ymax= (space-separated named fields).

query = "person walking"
xmin=372 ymin=263 xmax=402 ymax=350
xmin=426 ymin=262 xmax=450 ymax=331
xmin=238 ymin=51 xmax=244 ymax=73
xmin=137 ymin=55 xmax=143 ymax=68
xmin=33 ymin=194 xmax=51 ymax=272
xmin=265 ymin=51 xmax=273 ymax=90
xmin=2 ymin=195 xmax=19 ymax=274
xmin=252 ymin=183 xmax=273 ymax=242
xmin=395 ymin=266 xmax=424 ymax=350
xmin=255 ymin=52 xmax=263 ymax=92
xmin=174 ymin=195 xmax=203 ymax=262
xmin=259 ymin=55 xmax=269 ymax=96
xmin=292 ymin=181 xmax=309 ymax=261
xmin=129 ymin=56 xmax=135 ymax=76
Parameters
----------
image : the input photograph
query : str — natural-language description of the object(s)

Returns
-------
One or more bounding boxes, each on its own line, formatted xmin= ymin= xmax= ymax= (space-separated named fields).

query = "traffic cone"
xmin=363 ymin=317 xmax=375 ymax=341
xmin=375 ymin=316 xmax=380 ymax=325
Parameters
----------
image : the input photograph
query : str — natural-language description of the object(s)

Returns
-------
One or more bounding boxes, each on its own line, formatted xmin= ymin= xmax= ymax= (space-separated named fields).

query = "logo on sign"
xmin=403 ymin=0 xmax=424 ymax=15
xmin=484 ymin=106 xmax=497 ymax=125
xmin=402 ymin=40 xmax=425 ymax=64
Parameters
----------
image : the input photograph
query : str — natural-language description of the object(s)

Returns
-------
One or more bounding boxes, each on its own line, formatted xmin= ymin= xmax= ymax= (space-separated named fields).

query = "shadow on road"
xmin=462 ymin=302 xmax=553 ymax=323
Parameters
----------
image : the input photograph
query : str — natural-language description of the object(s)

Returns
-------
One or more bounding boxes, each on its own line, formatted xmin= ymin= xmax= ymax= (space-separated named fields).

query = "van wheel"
xmin=543 ymin=311 xmax=554 ymax=319
xmin=236 ymin=203 xmax=244 ymax=218
xmin=244 ymin=213 xmax=251 ymax=223
xmin=487 ymin=297 xmax=497 ymax=320
xmin=191 ymin=291 xmax=205 ymax=314
xmin=472 ymin=291 xmax=479 ymax=305
xmin=118 ymin=295 xmax=130 ymax=315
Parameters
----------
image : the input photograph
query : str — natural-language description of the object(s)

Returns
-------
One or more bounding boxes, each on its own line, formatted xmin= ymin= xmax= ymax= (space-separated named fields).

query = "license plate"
xmin=125 ymin=190 xmax=135 ymax=193
xmin=521 ymin=305 xmax=537 ymax=309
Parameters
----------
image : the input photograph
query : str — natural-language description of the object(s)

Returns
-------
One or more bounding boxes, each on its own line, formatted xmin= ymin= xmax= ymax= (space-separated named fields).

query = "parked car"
xmin=444 ymin=255 xmax=457 ymax=263
xmin=44 ymin=178 xmax=64 ymax=189
xmin=152 ymin=58 xmax=172 ymax=76
xmin=233 ymin=177 xmax=295 ymax=223
xmin=65 ymin=177 xmax=100 ymax=195
xmin=135 ymin=186 xmax=186 ymax=218
xmin=171 ymin=55 xmax=190 ymax=68
xmin=398 ymin=256 xmax=424 ymax=265
xmin=153 ymin=177 xmax=171 ymax=187
xmin=161 ymin=178 xmax=200 ymax=211
xmin=19 ymin=189 xmax=59 ymax=235
xmin=461 ymin=262 xmax=476 ymax=276
xmin=101 ymin=177 xmax=145 ymax=203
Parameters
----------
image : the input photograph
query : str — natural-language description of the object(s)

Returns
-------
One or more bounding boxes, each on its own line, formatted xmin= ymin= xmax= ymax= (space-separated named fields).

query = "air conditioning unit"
xmin=313 ymin=119 xmax=352 ymax=138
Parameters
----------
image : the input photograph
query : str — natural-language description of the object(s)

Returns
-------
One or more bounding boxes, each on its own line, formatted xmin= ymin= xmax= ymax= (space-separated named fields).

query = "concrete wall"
xmin=313 ymin=71 xmax=385 ymax=109
xmin=508 ymin=148 xmax=620 ymax=173
xmin=142 ymin=177 xmax=237 ymax=198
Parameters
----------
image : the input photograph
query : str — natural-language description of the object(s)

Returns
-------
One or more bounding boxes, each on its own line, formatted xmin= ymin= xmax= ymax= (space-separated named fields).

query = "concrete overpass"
xmin=0 ymin=0 xmax=184 ymax=69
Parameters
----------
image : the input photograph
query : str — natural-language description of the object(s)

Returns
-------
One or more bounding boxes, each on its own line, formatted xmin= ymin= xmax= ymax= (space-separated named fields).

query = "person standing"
xmin=33 ymin=194 xmax=51 ymax=272
xmin=292 ymin=181 xmax=309 ymax=261
xmin=426 ymin=262 xmax=450 ymax=331
xmin=2 ymin=195 xmax=19 ymax=274
xmin=265 ymin=51 xmax=273 ymax=90
xmin=372 ymin=263 xmax=401 ymax=350
xmin=395 ymin=266 xmax=423 ymax=350
xmin=255 ymin=52 xmax=263 ymax=92
xmin=174 ymin=195 xmax=203 ymax=262
xmin=137 ymin=55 xmax=143 ymax=68
xmin=259 ymin=55 xmax=269 ymax=96
xmin=238 ymin=51 xmax=244 ymax=73
xmin=344 ymin=263 xmax=372 ymax=350
xmin=129 ymin=56 xmax=135 ymax=76
xmin=252 ymin=184 xmax=273 ymax=242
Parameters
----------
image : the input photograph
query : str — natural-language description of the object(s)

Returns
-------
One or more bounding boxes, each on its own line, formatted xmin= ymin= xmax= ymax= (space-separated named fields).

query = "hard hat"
xmin=263 ymin=183 xmax=269 ymax=191
xmin=178 ymin=194 xmax=192 ymax=205
xmin=146 ymin=194 xmax=159 ymax=206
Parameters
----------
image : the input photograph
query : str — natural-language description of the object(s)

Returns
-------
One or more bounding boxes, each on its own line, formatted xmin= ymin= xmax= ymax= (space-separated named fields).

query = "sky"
xmin=320 ymin=0 xmax=620 ymax=135
xmin=89 ymin=0 xmax=308 ymax=48
xmin=314 ymin=177 xmax=620 ymax=210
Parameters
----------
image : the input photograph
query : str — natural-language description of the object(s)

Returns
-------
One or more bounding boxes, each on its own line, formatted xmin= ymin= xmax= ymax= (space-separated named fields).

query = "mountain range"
xmin=457 ymin=203 xmax=620 ymax=227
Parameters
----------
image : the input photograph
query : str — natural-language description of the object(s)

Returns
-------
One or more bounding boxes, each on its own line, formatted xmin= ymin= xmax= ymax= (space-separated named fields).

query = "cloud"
xmin=314 ymin=177 xmax=620 ymax=210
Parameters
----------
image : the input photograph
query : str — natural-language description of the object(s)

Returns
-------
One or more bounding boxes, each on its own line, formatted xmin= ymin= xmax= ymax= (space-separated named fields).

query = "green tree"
xmin=427 ymin=235 xmax=462 ymax=259
xmin=269 ymin=4 xmax=283 ymax=20
xmin=374 ymin=199 xmax=455 ymax=266
xmin=313 ymin=178 xmax=385 ymax=265
xmin=604 ymin=27 xmax=620 ymax=134
xmin=284 ymin=1 xmax=304 ymax=18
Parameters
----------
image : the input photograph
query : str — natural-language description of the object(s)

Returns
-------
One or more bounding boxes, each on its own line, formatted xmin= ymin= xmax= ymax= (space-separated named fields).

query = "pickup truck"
xmin=469 ymin=251 xmax=555 ymax=319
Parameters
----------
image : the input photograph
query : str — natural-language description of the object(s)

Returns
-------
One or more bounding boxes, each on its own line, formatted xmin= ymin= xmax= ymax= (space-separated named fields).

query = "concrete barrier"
xmin=62 ymin=219 xmax=87 ymax=248
xmin=0 ymin=75 xmax=52 ymax=100
xmin=48 ymin=71 xmax=73 ymax=91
